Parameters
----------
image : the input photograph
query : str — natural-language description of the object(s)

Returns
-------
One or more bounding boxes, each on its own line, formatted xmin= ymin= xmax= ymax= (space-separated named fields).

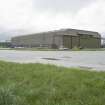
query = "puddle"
xmin=62 ymin=56 xmax=72 ymax=58
xmin=78 ymin=66 xmax=93 ymax=70
xmin=42 ymin=58 xmax=60 ymax=61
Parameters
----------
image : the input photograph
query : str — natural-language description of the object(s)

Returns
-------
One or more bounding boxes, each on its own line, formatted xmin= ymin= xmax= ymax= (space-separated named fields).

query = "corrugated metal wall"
xmin=11 ymin=29 xmax=101 ymax=49
xmin=63 ymin=35 xmax=72 ymax=48
xmin=62 ymin=35 xmax=101 ymax=49
xmin=72 ymin=36 xmax=79 ymax=48
xmin=79 ymin=36 xmax=101 ymax=48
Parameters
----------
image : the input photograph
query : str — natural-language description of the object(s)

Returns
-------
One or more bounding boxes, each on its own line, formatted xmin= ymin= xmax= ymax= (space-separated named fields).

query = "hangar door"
xmin=63 ymin=35 xmax=79 ymax=49
xmin=63 ymin=35 xmax=72 ymax=49
xmin=72 ymin=36 xmax=79 ymax=48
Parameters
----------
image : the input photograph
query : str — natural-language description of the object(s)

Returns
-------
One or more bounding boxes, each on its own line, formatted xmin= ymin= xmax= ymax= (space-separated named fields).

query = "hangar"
xmin=11 ymin=29 xmax=101 ymax=49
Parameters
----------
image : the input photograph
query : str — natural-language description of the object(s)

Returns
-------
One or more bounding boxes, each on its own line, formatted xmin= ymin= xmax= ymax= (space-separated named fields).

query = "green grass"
xmin=81 ymin=48 xmax=105 ymax=51
xmin=10 ymin=48 xmax=58 ymax=51
xmin=72 ymin=47 xmax=105 ymax=51
xmin=0 ymin=47 xmax=105 ymax=51
xmin=10 ymin=47 xmax=105 ymax=51
xmin=0 ymin=61 xmax=105 ymax=105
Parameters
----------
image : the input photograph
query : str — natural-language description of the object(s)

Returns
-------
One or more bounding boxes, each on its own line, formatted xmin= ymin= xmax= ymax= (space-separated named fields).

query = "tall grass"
xmin=0 ymin=61 xmax=105 ymax=105
xmin=0 ymin=87 xmax=27 ymax=105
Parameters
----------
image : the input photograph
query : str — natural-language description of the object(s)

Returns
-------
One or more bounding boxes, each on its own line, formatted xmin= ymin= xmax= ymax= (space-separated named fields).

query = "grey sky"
xmin=33 ymin=0 xmax=95 ymax=13
xmin=0 ymin=0 xmax=105 ymax=41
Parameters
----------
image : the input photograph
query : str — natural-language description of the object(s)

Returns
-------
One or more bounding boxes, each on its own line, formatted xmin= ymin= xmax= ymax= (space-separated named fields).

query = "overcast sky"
xmin=0 ymin=0 xmax=105 ymax=41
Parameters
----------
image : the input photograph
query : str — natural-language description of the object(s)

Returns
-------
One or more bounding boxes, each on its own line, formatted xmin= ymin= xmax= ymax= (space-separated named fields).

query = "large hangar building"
xmin=11 ymin=29 xmax=101 ymax=49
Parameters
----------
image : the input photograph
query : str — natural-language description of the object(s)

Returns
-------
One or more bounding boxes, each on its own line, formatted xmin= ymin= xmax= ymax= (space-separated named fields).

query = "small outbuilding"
xmin=11 ymin=29 xmax=101 ymax=49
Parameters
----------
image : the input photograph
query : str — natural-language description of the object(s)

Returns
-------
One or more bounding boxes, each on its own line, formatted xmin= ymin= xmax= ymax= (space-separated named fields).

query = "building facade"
xmin=11 ymin=29 xmax=101 ymax=49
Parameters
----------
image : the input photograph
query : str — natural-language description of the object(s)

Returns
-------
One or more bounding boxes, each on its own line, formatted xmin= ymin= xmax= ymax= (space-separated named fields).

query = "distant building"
xmin=11 ymin=29 xmax=101 ymax=49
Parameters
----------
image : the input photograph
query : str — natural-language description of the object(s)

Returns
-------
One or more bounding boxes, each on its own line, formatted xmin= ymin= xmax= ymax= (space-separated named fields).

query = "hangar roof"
xmin=12 ymin=28 xmax=101 ymax=39
xmin=51 ymin=29 xmax=101 ymax=38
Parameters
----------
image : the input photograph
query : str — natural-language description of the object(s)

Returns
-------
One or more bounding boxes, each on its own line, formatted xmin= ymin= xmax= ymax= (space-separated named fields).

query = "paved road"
xmin=0 ymin=50 xmax=105 ymax=71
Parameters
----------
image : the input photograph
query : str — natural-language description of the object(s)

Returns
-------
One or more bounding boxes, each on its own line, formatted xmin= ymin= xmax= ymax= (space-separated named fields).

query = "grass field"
xmin=0 ymin=61 xmax=105 ymax=105
xmin=0 ymin=47 xmax=105 ymax=51
xmin=10 ymin=48 xmax=58 ymax=51
xmin=11 ymin=47 xmax=105 ymax=51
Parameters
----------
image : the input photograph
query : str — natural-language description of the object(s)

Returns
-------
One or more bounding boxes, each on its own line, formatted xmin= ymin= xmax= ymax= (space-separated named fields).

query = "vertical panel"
xmin=72 ymin=36 xmax=79 ymax=48
xmin=63 ymin=35 xmax=72 ymax=49
xmin=80 ymin=35 xmax=101 ymax=48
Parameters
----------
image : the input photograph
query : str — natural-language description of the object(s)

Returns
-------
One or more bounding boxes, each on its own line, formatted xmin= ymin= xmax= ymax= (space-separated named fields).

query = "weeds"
xmin=0 ymin=61 xmax=105 ymax=105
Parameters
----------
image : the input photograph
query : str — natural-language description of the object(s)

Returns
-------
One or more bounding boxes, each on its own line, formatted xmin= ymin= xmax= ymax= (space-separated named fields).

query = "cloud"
xmin=0 ymin=0 xmax=105 ymax=40
xmin=74 ymin=0 xmax=105 ymax=35
xmin=0 ymin=0 xmax=34 ymax=30
xmin=33 ymin=0 xmax=94 ymax=13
